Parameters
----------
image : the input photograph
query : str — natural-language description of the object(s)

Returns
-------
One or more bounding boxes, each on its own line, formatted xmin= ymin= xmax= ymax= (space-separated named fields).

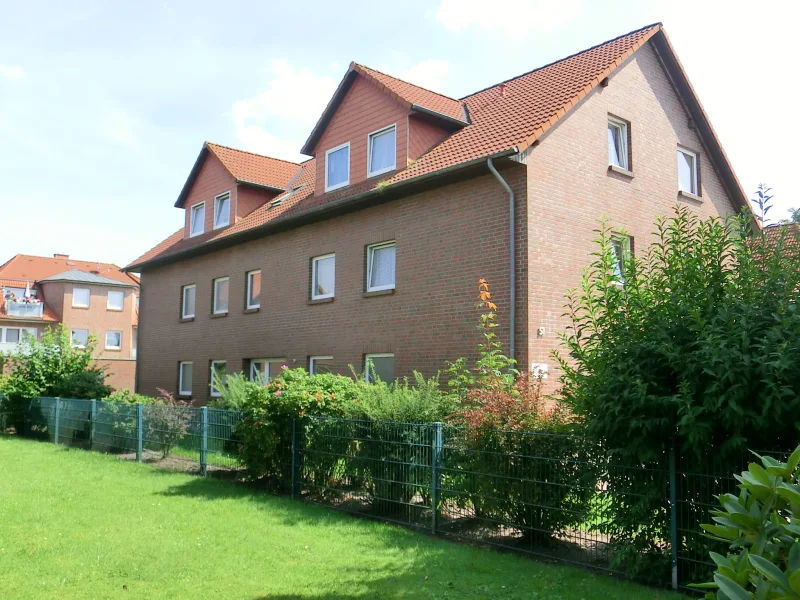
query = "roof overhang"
xmin=125 ymin=148 xmax=520 ymax=272
xmin=174 ymin=144 xmax=211 ymax=208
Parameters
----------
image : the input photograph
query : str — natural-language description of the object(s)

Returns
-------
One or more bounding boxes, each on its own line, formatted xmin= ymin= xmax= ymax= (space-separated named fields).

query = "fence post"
xmin=669 ymin=441 xmax=679 ymax=590
xmin=200 ymin=407 xmax=208 ymax=476
xmin=136 ymin=402 xmax=143 ymax=463
xmin=90 ymin=399 xmax=97 ymax=449
xmin=54 ymin=397 xmax=61 ymax=445
xmin=431 ymin=422 xmax=443 ymax=535
xmin=291 ymin=418 xmax=299 ymax=499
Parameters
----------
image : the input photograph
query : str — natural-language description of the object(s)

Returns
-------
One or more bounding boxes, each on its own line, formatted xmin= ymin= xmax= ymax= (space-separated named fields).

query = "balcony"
xmin=4 ymin=300 xmax=44 ymax=319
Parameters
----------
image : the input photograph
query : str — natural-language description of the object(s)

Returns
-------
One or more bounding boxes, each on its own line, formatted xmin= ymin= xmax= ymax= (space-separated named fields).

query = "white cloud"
xmin=99 ymin=110 xmax=139 ymax=148
xmin=435 ymin=0 xmax=580 ymax=40
xmin=395 ymin=59 xmax=450 ymax=92
xmin=232 ymin=59 xmax=339 ymax=161
xmin=0 ymin=65 xmax=26 ymax=80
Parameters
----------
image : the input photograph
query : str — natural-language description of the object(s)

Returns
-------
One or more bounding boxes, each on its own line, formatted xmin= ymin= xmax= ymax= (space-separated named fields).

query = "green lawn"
xmin=0 ymin=435 xmax=684 ymax=599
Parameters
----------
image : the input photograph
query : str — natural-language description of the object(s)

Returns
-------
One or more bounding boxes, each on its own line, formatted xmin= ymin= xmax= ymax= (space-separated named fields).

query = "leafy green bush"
xmin=104 ymin=389 xmax=161 ymax=404
xmin=208 ymin=372 xmax=251 ymax=410
xmin=236 ymin=368 xmax=359 ymax=490
xmin=556 ymin=206 xmax=800 ymax=578
xmin=692 ymin=446 xmax=800 ymax=599
xmin=144 ymin=389 xmax=192 ymax=458
xmin=51 ymin=368 xmax=112 ymax=400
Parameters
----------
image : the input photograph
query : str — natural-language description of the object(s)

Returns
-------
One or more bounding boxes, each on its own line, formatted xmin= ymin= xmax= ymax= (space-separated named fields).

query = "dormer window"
xmin=190 ymin=202 xmax=205 ymax=237
xmin=213 ymin=192 xmax=231 ymax=229
xmin=368 ymin=125 xmax=397 ymax=177
xmin=325 ymin=143 xmax=350 ymax=192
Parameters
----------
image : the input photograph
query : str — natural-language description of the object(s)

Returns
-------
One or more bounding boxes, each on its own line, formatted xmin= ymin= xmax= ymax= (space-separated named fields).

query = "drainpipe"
xmin=487 ymin=157 xmax=515 ymax=363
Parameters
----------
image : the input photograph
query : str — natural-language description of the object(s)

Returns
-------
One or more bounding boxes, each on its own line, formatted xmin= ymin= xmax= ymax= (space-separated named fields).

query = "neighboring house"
xmin=126 ymin=23 xmax=749 ymax=402
xmin=0 ymin=254 xmax=140 ymax=390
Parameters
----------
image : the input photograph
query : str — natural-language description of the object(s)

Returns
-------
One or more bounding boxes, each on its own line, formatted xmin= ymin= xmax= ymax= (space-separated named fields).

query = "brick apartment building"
xmin=126 ymin=23 xmax=749 ymax=402
xmin=0 ymin=254 xmax=140 ymax=390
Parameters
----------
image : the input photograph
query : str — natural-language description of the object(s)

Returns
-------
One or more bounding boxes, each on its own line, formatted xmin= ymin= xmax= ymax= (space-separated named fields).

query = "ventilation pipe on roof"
xmin=487 ymin=157 xmax=515 ymax=363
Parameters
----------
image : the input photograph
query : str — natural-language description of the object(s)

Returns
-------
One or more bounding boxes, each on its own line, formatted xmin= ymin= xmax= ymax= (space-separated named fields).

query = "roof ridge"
xmin=459 ymin=22 xmax=662 ymax=101
xmin=355 ymin=62 xmax=462 ymax=105
xmin=8 ymin=253 xmax=122 ymax=268
xmin=206 ymin=142 xmax=302 ymax=167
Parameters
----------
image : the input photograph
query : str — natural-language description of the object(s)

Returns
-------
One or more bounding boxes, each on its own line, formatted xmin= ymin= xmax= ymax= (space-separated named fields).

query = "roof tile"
xmin=207 ymin=143 xmax=301 ymax=189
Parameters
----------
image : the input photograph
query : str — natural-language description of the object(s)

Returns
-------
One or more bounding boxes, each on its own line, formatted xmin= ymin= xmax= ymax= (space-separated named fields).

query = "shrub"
xmin=208 ymin=372 xmax=251 ymax=410
xmin=51 ymin=368 xmax=112 ymax=400
xmin=144 ymin=389 xmax=192 ymax=458
xmin=236 ymin=368 xmax=359 ymax=490
xmin=692 ymin=446 xmax=800 ymax=599
xmin=104 ymin=389 xmax=160 ymax=404
xmin=556 ymin=206 xmax=800 ymax=578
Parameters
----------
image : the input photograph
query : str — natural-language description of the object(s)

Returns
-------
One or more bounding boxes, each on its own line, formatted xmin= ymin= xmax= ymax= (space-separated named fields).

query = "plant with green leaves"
xmin=692 ymin=446 xmax=800 ymax=599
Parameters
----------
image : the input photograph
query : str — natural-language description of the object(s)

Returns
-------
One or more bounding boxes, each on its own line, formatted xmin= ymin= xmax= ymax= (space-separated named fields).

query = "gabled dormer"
xmin=175 ymin=142 xmax=301 ymax=240
xmin=300 ymin=63 xmax=469 ymax=197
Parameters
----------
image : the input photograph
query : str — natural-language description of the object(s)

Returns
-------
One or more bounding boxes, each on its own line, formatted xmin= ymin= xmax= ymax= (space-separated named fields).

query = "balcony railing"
xmin=5 ymin=300 xmax=43 ymax=319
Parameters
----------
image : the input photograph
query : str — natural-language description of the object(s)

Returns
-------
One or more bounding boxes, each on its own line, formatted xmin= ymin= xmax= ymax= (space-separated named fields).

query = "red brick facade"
xmin=131 ymin=30 xmax=743 ymax=401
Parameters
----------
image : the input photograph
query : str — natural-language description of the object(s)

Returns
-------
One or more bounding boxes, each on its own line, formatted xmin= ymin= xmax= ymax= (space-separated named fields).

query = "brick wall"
xmin=96 ymin=358 xmax=136 ymax=392
xmin=137 ymin=165 xmax=528 ymax=401
xmin=524 ymin=42 xmax=738 ymax=388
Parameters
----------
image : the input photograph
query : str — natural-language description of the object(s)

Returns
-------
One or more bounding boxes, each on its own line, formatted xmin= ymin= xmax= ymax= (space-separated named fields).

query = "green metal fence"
xmin=1 ymin=396 xmax=785 ymax=591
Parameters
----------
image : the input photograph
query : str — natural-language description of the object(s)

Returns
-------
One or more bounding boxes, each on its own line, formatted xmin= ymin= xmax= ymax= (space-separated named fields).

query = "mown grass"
xmin=0 ymin=435 xmax=685 ymax=599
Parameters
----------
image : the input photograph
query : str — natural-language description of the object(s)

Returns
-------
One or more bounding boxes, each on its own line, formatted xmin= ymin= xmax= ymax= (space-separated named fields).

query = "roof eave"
xmin=235 ymin=179 xmax=286 ymax=193
xmin=410 ymin=104 xmax=469 ymax=127
xmin=124 ymin=148 xmax=520 ymax=272
xmin=300 ymin=66 xmax=358 ymax=156
xmin=174 ymin=144 xmax=210 ymax=208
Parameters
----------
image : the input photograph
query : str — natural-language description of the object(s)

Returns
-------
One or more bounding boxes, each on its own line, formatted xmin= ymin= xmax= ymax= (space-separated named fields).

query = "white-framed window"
xmin=71 ymin=329 xmax=89 ymax=348
xmin=677 ymin=148 xmax=698 ymax=194
xmin=367 ymin=124 xmax=397 ymax=177
xmin=213 ymin=192 xmax=231 ymax=229
xmin=365 ymin=353 xmax=395 ymax=384
xmin=181 ymin=284 xmax=196 ymax=319
xmin=309 ymin=356 xmax=334 ymax=375
xmin=608 ymin=117 xmax=629 ymax=170
xmin=246 ymin=270 xmax=261 ymax=309
xmin=325 ymin=142 xmax=350 ymax=192
xmin=611 ymin=235 xmax=632 ymax=285
xmin=366 ymin=241 xmax=396 ymax=292
xmin=178 ymin=361 xmax=193 ymax=396
xmin=213 ymin=277 xmax=229 ymax=314
xmin=105 ymin=330 xmax=122 ymax=350
xmin=210 ymin=360 xmax=226 ymax=397
xmin=107 ymin=290 xmax=124 ymax=311
xmin=4 ymin=328 xmax=20 ymax=344
xmin=249 ymin=359 xmax=286 ymax=385
xmin=190 ymin=202 xmax=205 ymax=237
xmin=311 ymin=254 xmax=335 ymax=300
xmin=72 ymin=287 xmax=90 ymax=308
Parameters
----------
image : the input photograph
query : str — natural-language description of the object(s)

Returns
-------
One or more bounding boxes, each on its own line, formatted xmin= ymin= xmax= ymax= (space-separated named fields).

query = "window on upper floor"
xmin=105 ymin=330 xmax=122 ymax=350
xmin=325 ymin=143 xmax=350 ymax=192
xmin=73 ymin=287 xmax=90 ymax=308
xmin=365 ymin=353 xmax=394 ymax=384
xmin=210 ymin=360 xmax=226 ymax=396
xmin=107 ymin=290 xmax=124 ymax=311
xmin=677 ymin=148 xmax=698 ymax=195
xmin=612 ymin=234 xmax=632 ymax=285
xmin=246 ymin=270 xmax=261 ymax=310
xmin=178 ymin=361 xmax=193 ymax=396
xmin=190 ymin=202 xmax=205 ymax=237
xmin=311 ymin=254 xmax=335 ymax=300
xmin=608 ymin=117 xmax=630 ymax=171
xmin=214 ymin=192 xmax=231 ymax=229
xmin=213 ymin=277 xmax=229 ymax=315
xmin=71 ymin=329 xmax=88 ymax=348
xmin=181 ymin=284 xmax=196 ymax=319
xmin=366 ymin=241 xmax=396 ymax=292
xmin=368 ymin=125 xmax=397 ymax=177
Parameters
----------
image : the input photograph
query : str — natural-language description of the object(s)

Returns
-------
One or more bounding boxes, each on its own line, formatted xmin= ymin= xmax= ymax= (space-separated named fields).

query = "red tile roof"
xmin=0 ymin=255 xmax=139 ymax=286
xmin=353 ymin=63 xmax=467 ymax=123
xmin=207 ymin=143 xmax=300 ymax=189
xmin=127 ymin=23 xmax=747 ymax=271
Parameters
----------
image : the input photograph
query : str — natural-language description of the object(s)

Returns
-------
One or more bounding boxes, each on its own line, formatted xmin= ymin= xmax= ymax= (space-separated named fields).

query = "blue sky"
xmin=1 ymin=0 xmax=796 ymax=267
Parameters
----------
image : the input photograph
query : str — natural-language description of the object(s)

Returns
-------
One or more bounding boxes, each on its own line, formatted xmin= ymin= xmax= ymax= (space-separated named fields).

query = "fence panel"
xmin=57 ymin=398 xmax=92 ymax=448
xmin=300 ymin=416 xmax=435 ymax=529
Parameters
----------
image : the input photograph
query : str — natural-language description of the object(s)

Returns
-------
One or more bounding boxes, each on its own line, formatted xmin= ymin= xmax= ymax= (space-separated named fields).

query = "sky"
xmin=1 ymin=0 xmax=797 ymax=267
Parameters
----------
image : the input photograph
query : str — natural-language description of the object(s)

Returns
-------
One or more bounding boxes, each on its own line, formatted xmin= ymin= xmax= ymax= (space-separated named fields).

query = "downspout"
xmin=487 ymin=157 xmax=515 ymax=363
